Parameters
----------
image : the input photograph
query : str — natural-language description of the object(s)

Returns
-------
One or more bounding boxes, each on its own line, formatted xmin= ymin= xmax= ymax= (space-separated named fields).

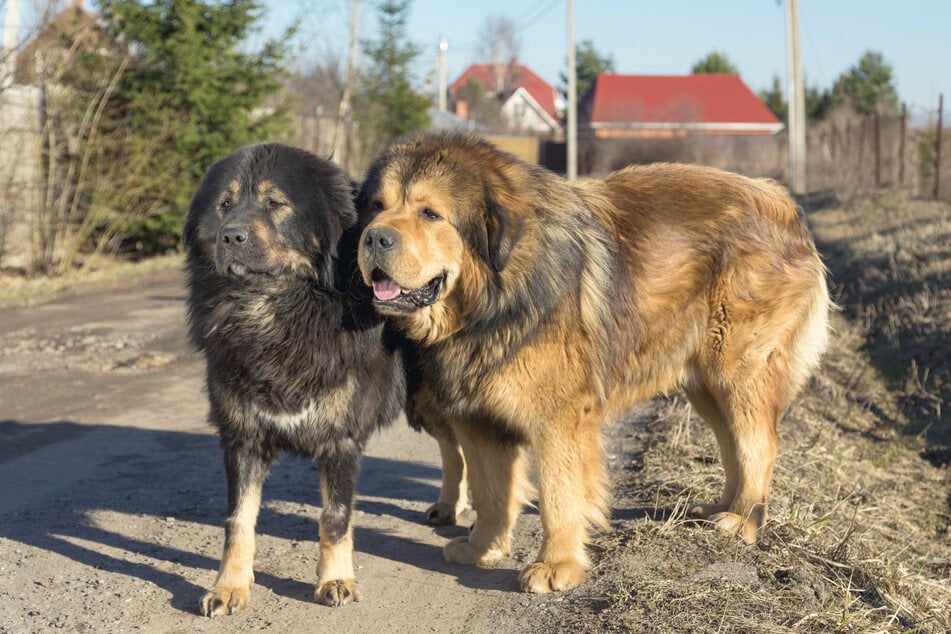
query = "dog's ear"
xmin=322 ymin=172 xmax=359 ymax=259
xmin=182 ymin=165 xmax=225 ymax=249
xmin=457 ymin=157 xmax=526 ymax=272
xmin=484 ymin=192 xmax=522 ymax=272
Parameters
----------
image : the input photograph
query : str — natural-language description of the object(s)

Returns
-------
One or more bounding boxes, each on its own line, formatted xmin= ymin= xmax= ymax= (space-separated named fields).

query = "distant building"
xmin=580 ymin=73 xmax=783 ymax=138
xmin=0 ymin=0 xmax=99 ymax=269
xmin=450 ymin=63 xmax=562 ymax=136
xmin=11 ymin=1 xmax=97 ymax=86
xmin=427 ymin=106 xmax=486 ymax=133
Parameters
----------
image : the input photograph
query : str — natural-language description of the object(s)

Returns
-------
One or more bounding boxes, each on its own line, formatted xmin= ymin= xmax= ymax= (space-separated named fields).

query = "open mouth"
xmin=370 ymin=269 xmax=445 ymax=312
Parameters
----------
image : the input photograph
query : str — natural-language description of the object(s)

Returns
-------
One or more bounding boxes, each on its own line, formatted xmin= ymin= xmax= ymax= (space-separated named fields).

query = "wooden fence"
xmin=579 ymin=107 xmax=950 ymax=203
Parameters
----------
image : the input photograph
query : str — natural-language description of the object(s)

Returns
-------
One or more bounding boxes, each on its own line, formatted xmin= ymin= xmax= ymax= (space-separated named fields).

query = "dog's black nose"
xmin=219 ymin=226 xmax=248 ymax=246
xmin=364 ymin=227 xmax=398 ymax=251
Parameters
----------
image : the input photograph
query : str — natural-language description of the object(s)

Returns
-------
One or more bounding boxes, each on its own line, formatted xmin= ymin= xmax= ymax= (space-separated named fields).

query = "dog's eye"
xmin=371 ymin=200 xmax=385 ymax=212
xmin=420 ymin=207 xmax=441 ymax=221
xmin=221 ymin=199 xmax=232 ymax=209
xmin=267 ymin=198 xmax=283 ymax=210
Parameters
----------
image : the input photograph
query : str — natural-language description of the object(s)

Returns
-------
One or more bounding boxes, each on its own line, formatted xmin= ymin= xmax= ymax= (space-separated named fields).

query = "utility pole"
xmin=899 ymin=103 xmax=906 ymax=187
xmin=438 ymin=35 xmax=448 ymax=112
xmin=935 ymin=93 xmax=944 ymax=200
xmin=566 ymin=0 xmax=577 ymax=180
xmin=785 ymin=0 xmax=806 ymax=194
xmin=332 ymin=0 xmax=359 ymax=169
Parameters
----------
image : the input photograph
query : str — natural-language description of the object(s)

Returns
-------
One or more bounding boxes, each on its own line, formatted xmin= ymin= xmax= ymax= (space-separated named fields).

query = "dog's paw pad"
xmin=443 ymin=536 xmax=505 ymax=566
xmin=424 ymin=502 xmax=457 ymax=526
xmin=200 ymin=585 xmax=250 ymax=617
xmin=315 ymin=579 xmax=360 ymax=607
xmin=519 ymin=561 xmax=587 ymax=593
xmin=688 ymin=503 xmax=728 ymax=519
xmin=707 ymin=511 xmax=758 ymax=544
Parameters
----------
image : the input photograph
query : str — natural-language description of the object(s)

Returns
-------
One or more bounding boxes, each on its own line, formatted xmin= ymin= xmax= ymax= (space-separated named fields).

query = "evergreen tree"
xmin=832 ymin=50 xmax=899 ymax=116
xmin=759 ymin=74 xmax=832 ymax=123
xmin=353 ymin=0 xmax=430 ymax=166
xmin=98 ymin=0 xmax=294 ymax=252
xmin=691 ymin=51 xmax=740 ymax=75
xmin=804 ymin=83 xmax=833 ymax=121
xmin=560 ymin=39 xmax=615 ymax=102
xmin=759 ymin=75 xmax=788 ymax=123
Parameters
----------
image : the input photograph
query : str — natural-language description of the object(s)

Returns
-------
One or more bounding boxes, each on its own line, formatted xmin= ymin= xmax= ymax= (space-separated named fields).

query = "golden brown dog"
xmin=357 ymin=133 xmax=830 ymax=593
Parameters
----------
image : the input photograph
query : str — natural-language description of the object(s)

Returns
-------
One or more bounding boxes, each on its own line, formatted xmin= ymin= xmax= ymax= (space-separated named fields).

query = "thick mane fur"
xmin=184 ymin=144 xmax=401 ymax=452
xmin=383 ymin=135 xmax=616 ymax=401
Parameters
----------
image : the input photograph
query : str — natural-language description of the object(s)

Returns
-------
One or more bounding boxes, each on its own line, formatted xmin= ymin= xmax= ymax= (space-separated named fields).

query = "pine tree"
xmin=691 ymin=51 xmax=740 ymax=75
xmin=353 ymin=0 xmax=430 ymax=166
xmin=833 ymin=50 xmax=899 ymax=116
xmin=560 ymin=39 xmax=615 ymax=102
xmin=98 ymin=0 xmax=295 ymax=252
xmin=759 ymin=75 xmax=832 ymax=124
xmin=759 ymin=76 xmax=789 ymax=123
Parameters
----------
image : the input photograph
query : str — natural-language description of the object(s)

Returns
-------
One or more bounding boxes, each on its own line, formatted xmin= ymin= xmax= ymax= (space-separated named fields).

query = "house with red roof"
xmin=580 ymin=74 xmax=782 ymax=138
xmin=450 ymin=63 xmax=562 ymax=136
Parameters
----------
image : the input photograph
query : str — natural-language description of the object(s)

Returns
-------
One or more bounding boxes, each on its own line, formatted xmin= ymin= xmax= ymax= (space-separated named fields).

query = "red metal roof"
xmin=583 ymin=74 xmax=781 ymax=129
xmin=451 ymin=63 xmax=558 ymax=119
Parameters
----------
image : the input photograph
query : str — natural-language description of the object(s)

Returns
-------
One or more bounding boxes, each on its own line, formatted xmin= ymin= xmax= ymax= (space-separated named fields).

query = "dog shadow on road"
xmin=0 ymin=419 xmax=510 ymax=615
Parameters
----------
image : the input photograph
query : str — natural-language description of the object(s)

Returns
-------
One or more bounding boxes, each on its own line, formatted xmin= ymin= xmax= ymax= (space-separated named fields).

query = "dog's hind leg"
xmin=407 ymin=388 xmax=469 ymax=525
xmin=689 ymin=361 xmax=783 ymax=545
xmin=315 ymin=446 xmax=362 ymax=607
xmin=426 ymin=430 xmax=469 ymax=525
xmin=684 ymin=381 xmax=737 ymax=519
xmin=201 ymin=441 xmax=271 ymax=617
xmin=443 ymin=419 xmax=530 ymax=567
xmin=711 ymin=382 xmax=779 ymax=544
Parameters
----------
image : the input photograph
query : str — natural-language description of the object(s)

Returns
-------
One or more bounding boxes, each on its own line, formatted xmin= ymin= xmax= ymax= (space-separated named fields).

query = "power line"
xmin=516 ymin=0 xmax=562 ymax=30
xmin=432 ymin=0 xmax=564 ymax=56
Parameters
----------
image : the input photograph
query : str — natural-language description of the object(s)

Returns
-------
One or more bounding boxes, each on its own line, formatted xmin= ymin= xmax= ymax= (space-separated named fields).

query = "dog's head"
xmin=184 ymin=143 xmax=356 ymax=288
xmin=356 ymin=134 xmax=534 ymax=342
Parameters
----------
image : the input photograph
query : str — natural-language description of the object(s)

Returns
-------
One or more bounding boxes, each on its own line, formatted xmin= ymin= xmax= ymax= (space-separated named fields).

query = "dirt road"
xmin=4 ymin=194 xmax=949 ymax=633
xmin=0 ymin=265 xmax=562 ymax=633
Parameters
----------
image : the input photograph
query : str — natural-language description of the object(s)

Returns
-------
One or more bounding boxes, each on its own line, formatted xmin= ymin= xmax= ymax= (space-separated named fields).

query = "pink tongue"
xmin=372 ymin=277 xmax=403 ymax=301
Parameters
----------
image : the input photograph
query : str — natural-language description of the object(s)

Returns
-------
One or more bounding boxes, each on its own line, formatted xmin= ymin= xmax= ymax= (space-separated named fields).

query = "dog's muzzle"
xmin=369 ymin=269 xmax=445 ymax=313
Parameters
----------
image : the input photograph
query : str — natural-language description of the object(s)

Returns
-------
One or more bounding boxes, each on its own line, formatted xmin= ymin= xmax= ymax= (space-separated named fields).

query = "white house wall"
xmin=501 ymin=88 xmax=560 ymax=135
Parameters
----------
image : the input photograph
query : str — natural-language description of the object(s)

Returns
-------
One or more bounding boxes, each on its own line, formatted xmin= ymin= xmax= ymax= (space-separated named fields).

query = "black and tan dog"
xmin=357 ymin=133 xmax=831 ymax=594
xmin=184 ymin=143 xmax=407 ymax=615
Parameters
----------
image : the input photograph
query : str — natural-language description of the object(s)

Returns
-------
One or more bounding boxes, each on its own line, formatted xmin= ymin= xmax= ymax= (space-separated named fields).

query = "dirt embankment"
xmin=530 ymin=192 xmax=951 ymax=633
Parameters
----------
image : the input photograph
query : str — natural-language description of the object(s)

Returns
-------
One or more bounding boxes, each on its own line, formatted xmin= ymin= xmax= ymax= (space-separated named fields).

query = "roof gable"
xmin=583 ymin=74 xmax=781 ymax=129
xmin=502 ymin=86 xmax=560 ymax=132
xmin=451 ymin=63 xmax=558 ymax=119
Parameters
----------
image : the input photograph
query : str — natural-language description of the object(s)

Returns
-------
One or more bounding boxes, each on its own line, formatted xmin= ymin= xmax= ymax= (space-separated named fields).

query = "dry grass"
xmin=0 ymin=252 xmax=184 ymax=310
xmin=530 ymin=191 xmax=951 ymax=633
xmin=810 ymin=190 xmax=950 ymax=453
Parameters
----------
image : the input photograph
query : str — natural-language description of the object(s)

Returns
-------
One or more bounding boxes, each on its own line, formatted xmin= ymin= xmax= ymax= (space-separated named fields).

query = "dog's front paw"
xmin=688 ymin=502 xmax=728 ymax=519
xmin=424 ymin=501 xmax=459 ymax=525
xmin=443 ymin=536 xmax=505 ymax=566
xmin=707 ymin=511 xmax=759 ymax=544
xmin=200 ymin=584 xmax=251 ymax=617
xmin=519 ymin=560 xmax=586 ymax=593
xmin=315 ymin=578 xmax=360 ymax=607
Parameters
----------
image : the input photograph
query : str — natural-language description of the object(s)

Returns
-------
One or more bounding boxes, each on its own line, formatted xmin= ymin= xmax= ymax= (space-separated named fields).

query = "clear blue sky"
xmin=6 ymin=1 xmax=947 ymax=121
xmin=262 ymin=0 xmax=949 ymax=122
